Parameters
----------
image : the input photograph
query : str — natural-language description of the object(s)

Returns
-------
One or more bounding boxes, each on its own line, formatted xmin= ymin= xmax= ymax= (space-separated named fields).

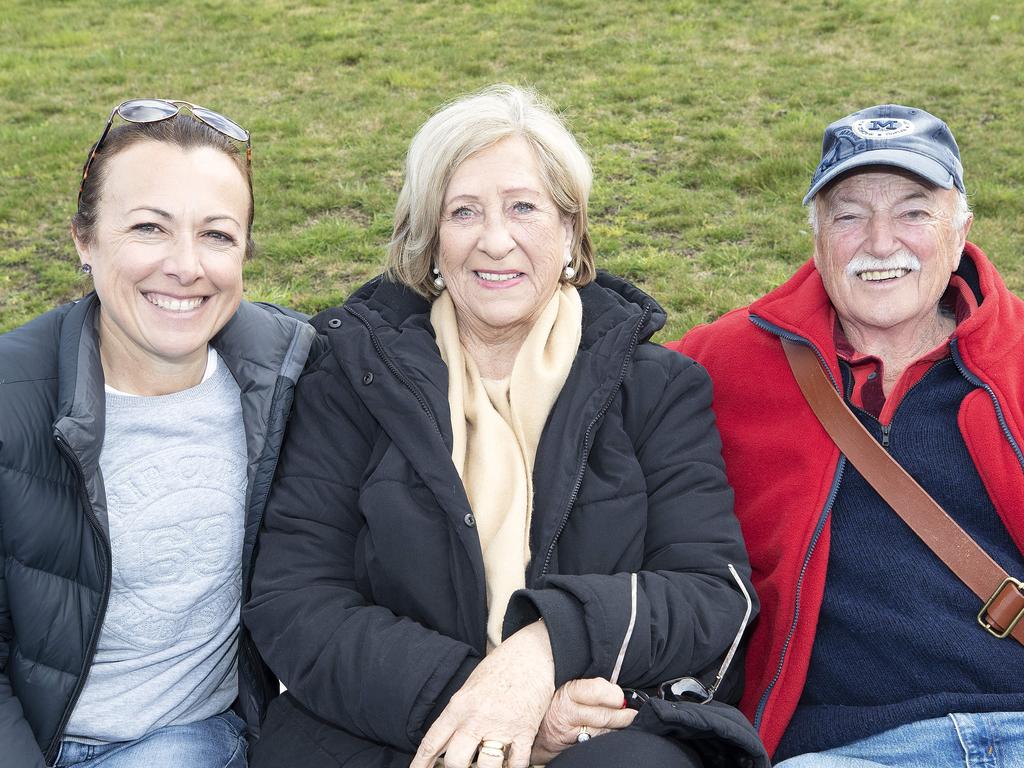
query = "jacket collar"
xmin=342 ymin=270 xmax=665 ymax=345
xmin=944 ymin=243 xmax=1024 ymax=381
xmin=213 ymin=301 xmax=316 ymax=386
xmin=747 ymin=242 xmax=1020 ymax=384
xmin=213 ymin=302 xmax=317 ymax=517
xmin=581 ymin=271 xmax=665 ymax=348
xmin=56 ymin=294 xmax=313 ymax=427
xmin=54 ymin=294 xmax=105 ymax=480
xmin=337 ymin=270 xmax=664 ymax=429
xmin=53 ymin=294 xmax=315 ymax=530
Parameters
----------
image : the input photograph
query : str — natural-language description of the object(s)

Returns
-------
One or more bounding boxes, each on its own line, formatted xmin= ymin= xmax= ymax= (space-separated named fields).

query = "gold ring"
xmin=479 ymin=740 xmax=509 ymax=760
xmin=576 ymin=725 xmax=591 ymax=743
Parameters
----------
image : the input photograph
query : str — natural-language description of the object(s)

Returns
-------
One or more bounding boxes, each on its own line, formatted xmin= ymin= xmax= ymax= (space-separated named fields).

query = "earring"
xmin=562 ymin=253 xmax=575 ymax=280
xmin=81 ymin=263 xmax=92 ymax=275
xmin=432 ymin=265 xmax=445 ymax=290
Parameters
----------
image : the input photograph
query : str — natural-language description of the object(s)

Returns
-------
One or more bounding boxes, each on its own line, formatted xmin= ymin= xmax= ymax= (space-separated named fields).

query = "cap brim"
xmin=802 ymin=149 xmax=958 ymax=205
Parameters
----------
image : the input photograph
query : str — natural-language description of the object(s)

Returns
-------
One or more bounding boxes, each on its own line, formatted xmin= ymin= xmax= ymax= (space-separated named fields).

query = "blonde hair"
xmin=386 ymin=84 xmax=595 ymax=297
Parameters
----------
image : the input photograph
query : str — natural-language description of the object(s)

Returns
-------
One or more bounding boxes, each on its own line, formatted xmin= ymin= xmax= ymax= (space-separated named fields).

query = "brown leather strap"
xmin=781 ymin=338 xmax=1024 ymax=645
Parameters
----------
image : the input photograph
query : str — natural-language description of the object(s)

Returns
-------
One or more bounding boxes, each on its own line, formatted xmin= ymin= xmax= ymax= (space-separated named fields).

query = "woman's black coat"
xmin=244 ymin=272 xmax=755 ymax=759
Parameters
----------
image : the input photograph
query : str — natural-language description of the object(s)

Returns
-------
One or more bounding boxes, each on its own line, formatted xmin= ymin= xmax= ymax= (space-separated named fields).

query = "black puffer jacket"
xmin=244 ymin=272 xmax=756 ymax=761
xmin=0 ymin=294 xmax=316 ymax=767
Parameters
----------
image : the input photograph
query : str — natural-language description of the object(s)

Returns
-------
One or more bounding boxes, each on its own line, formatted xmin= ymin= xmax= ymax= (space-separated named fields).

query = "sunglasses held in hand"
xmin=625 ymin=563 xmax=754 ymax=708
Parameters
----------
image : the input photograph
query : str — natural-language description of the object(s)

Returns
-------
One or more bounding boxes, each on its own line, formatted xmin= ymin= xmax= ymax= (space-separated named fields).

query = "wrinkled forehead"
xmin=819 ymin=166 xmax=947 ymax=208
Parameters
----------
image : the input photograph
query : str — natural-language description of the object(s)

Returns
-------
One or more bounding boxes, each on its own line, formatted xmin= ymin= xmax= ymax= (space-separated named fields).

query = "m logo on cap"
xmin=852 ymin=118 xmax=914 ymax=140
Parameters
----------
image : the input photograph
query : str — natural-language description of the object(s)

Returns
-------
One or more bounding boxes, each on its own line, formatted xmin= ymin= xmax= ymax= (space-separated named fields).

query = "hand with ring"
xmin=410 ymin=621 xmax=555 ymax=768
xmin=529 ymin=678 xmax=637 ymax=764
xmin=478 ymin=739 xmax=510 ymax=765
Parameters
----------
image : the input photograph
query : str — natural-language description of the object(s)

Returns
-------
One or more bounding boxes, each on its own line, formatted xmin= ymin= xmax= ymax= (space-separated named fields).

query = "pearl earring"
xmin=562 ymin=254 xmax=575 ymax=280
xmin=432 ymin=266 xmax=445 ymax=290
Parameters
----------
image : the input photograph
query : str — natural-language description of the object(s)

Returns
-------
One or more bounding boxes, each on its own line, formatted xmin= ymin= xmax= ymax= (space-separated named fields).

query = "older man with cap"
xmin=670 ymin=104 xmax=1024 ymax=766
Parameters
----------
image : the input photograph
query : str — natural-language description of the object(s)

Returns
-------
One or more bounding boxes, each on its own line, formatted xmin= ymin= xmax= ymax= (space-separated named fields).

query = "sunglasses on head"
xmin=77 ymin=98 xmax=251 ymax=207
xmin=624 ymin=563 xmax=754 ymax=708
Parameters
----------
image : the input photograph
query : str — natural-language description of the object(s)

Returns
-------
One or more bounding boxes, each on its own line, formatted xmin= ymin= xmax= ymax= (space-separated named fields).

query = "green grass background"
xmin=2 ymin=0 xmax=1022 ymax=339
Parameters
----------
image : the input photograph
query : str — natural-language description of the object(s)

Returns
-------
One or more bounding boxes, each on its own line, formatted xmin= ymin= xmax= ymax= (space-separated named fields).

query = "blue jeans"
xmin=53 ymin=711 xmax=247 ymax=768
xmin=774 ymin=712 xmax=1024 ymax=767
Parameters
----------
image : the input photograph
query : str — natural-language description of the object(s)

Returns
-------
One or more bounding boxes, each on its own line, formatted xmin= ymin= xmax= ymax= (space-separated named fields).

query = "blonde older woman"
xmin=244 ymin=85 xmax=759 ymax=768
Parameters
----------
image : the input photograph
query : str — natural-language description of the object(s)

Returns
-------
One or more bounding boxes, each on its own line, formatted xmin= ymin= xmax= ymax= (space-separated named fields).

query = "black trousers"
xmin=252 ymin=693 xmax=702 ymax=768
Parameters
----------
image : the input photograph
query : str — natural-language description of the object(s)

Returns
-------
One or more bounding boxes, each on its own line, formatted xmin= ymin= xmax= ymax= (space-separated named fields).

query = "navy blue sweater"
xmin=776 ymin=357 xmax=1024 ymax=760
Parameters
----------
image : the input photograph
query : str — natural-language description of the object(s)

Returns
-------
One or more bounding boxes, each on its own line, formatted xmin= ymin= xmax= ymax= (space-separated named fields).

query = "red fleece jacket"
xmin=671 ymin=243 xmax=1024 ymax=757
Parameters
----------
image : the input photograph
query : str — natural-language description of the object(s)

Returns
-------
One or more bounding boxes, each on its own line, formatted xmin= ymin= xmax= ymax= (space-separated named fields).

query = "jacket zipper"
xmin=539 ymin=304 xmax=651 ymax=577
xmin=47 ymin=433 xmax=112 ymax=764
xmin=240 ymin=373 xmax=293 ymax=729
xmin=345 ymin=306 xmax=442 ymax=438
xmin=747 ymin=315 xmax=846 ymax=730
xmin=852 ymin=359 xmax=958 ymax=453
xmin=951 ymin=340 xmax=1024 ymax=474
xmin=752 ymin=456 xmax=845 ymax=728
xmin=244 ymin=376 xmax=289 ymax=603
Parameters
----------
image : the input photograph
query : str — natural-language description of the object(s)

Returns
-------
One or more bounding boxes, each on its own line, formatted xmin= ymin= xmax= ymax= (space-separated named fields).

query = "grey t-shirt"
xmin=66 ymin=351 xmax=247 ymax=742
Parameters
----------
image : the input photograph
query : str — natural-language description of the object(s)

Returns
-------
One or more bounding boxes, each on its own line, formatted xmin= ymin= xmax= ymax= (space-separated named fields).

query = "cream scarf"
xmin=431 ymin=285 xmax=582 ymax=650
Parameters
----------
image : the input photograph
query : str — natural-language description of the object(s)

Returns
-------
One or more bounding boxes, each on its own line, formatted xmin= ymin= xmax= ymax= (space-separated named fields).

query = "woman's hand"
xmin=530 ymin=678 xmax=638 ymax=764
xmin=410 ymin=621 xmax=555 ymax=768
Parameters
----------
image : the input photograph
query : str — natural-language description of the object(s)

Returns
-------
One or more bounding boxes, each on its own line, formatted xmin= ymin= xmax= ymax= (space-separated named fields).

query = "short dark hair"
xmin=73 ymin=115 xmax=255 ymax=258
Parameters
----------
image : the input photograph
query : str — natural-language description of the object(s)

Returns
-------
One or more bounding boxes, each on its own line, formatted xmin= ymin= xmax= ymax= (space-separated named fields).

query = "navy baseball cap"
xmin=803 ymin=104 xmax=965 ymax=205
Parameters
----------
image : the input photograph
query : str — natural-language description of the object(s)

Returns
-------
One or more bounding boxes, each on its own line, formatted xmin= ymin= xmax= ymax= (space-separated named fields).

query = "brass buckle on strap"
xmin=977 ymin=576 xmax=1024 ymax=639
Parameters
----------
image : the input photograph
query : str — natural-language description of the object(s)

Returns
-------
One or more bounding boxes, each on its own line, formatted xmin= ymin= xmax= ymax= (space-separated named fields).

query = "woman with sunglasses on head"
xmin=0 ymin=100 xmax=316 ymax=768
xmin=244 ymin=84 xmax=767 ymax=768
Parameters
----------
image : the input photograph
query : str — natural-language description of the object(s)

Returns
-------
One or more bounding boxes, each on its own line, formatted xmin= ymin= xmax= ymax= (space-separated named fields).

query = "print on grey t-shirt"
xmin=66 ymin=355 xmax=247 ymax=743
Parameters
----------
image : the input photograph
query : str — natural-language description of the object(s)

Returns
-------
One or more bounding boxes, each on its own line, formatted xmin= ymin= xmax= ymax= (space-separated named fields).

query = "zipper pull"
xmin=881 ymin=423 xmax=891 ymax=448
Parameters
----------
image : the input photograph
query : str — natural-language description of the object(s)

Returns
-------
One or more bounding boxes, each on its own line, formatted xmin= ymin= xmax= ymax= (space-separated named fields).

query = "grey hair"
xmin=806 ymin=187 xmax=972 ymax=237
xmin=385 ymin=84 xmax=595 ymax=298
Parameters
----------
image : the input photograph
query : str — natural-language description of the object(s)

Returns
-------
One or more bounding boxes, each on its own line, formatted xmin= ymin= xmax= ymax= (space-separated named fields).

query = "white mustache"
xmin=845 ymin=251 xmax=921 ymax=277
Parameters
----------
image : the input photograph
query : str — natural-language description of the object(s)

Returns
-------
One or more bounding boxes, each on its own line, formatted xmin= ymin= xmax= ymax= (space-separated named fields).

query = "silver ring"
xmin=576 ymin=725 xmax=591 ymax=743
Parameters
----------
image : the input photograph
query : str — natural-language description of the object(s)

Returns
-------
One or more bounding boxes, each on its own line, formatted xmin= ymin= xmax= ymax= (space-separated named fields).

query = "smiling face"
xmin=813 ymin=169 xmax=972 ymax=342
xmin=74 ymin=140 xmax=248 ymax=389
xmin=437 ymin=136 xmax=572 ymax=345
